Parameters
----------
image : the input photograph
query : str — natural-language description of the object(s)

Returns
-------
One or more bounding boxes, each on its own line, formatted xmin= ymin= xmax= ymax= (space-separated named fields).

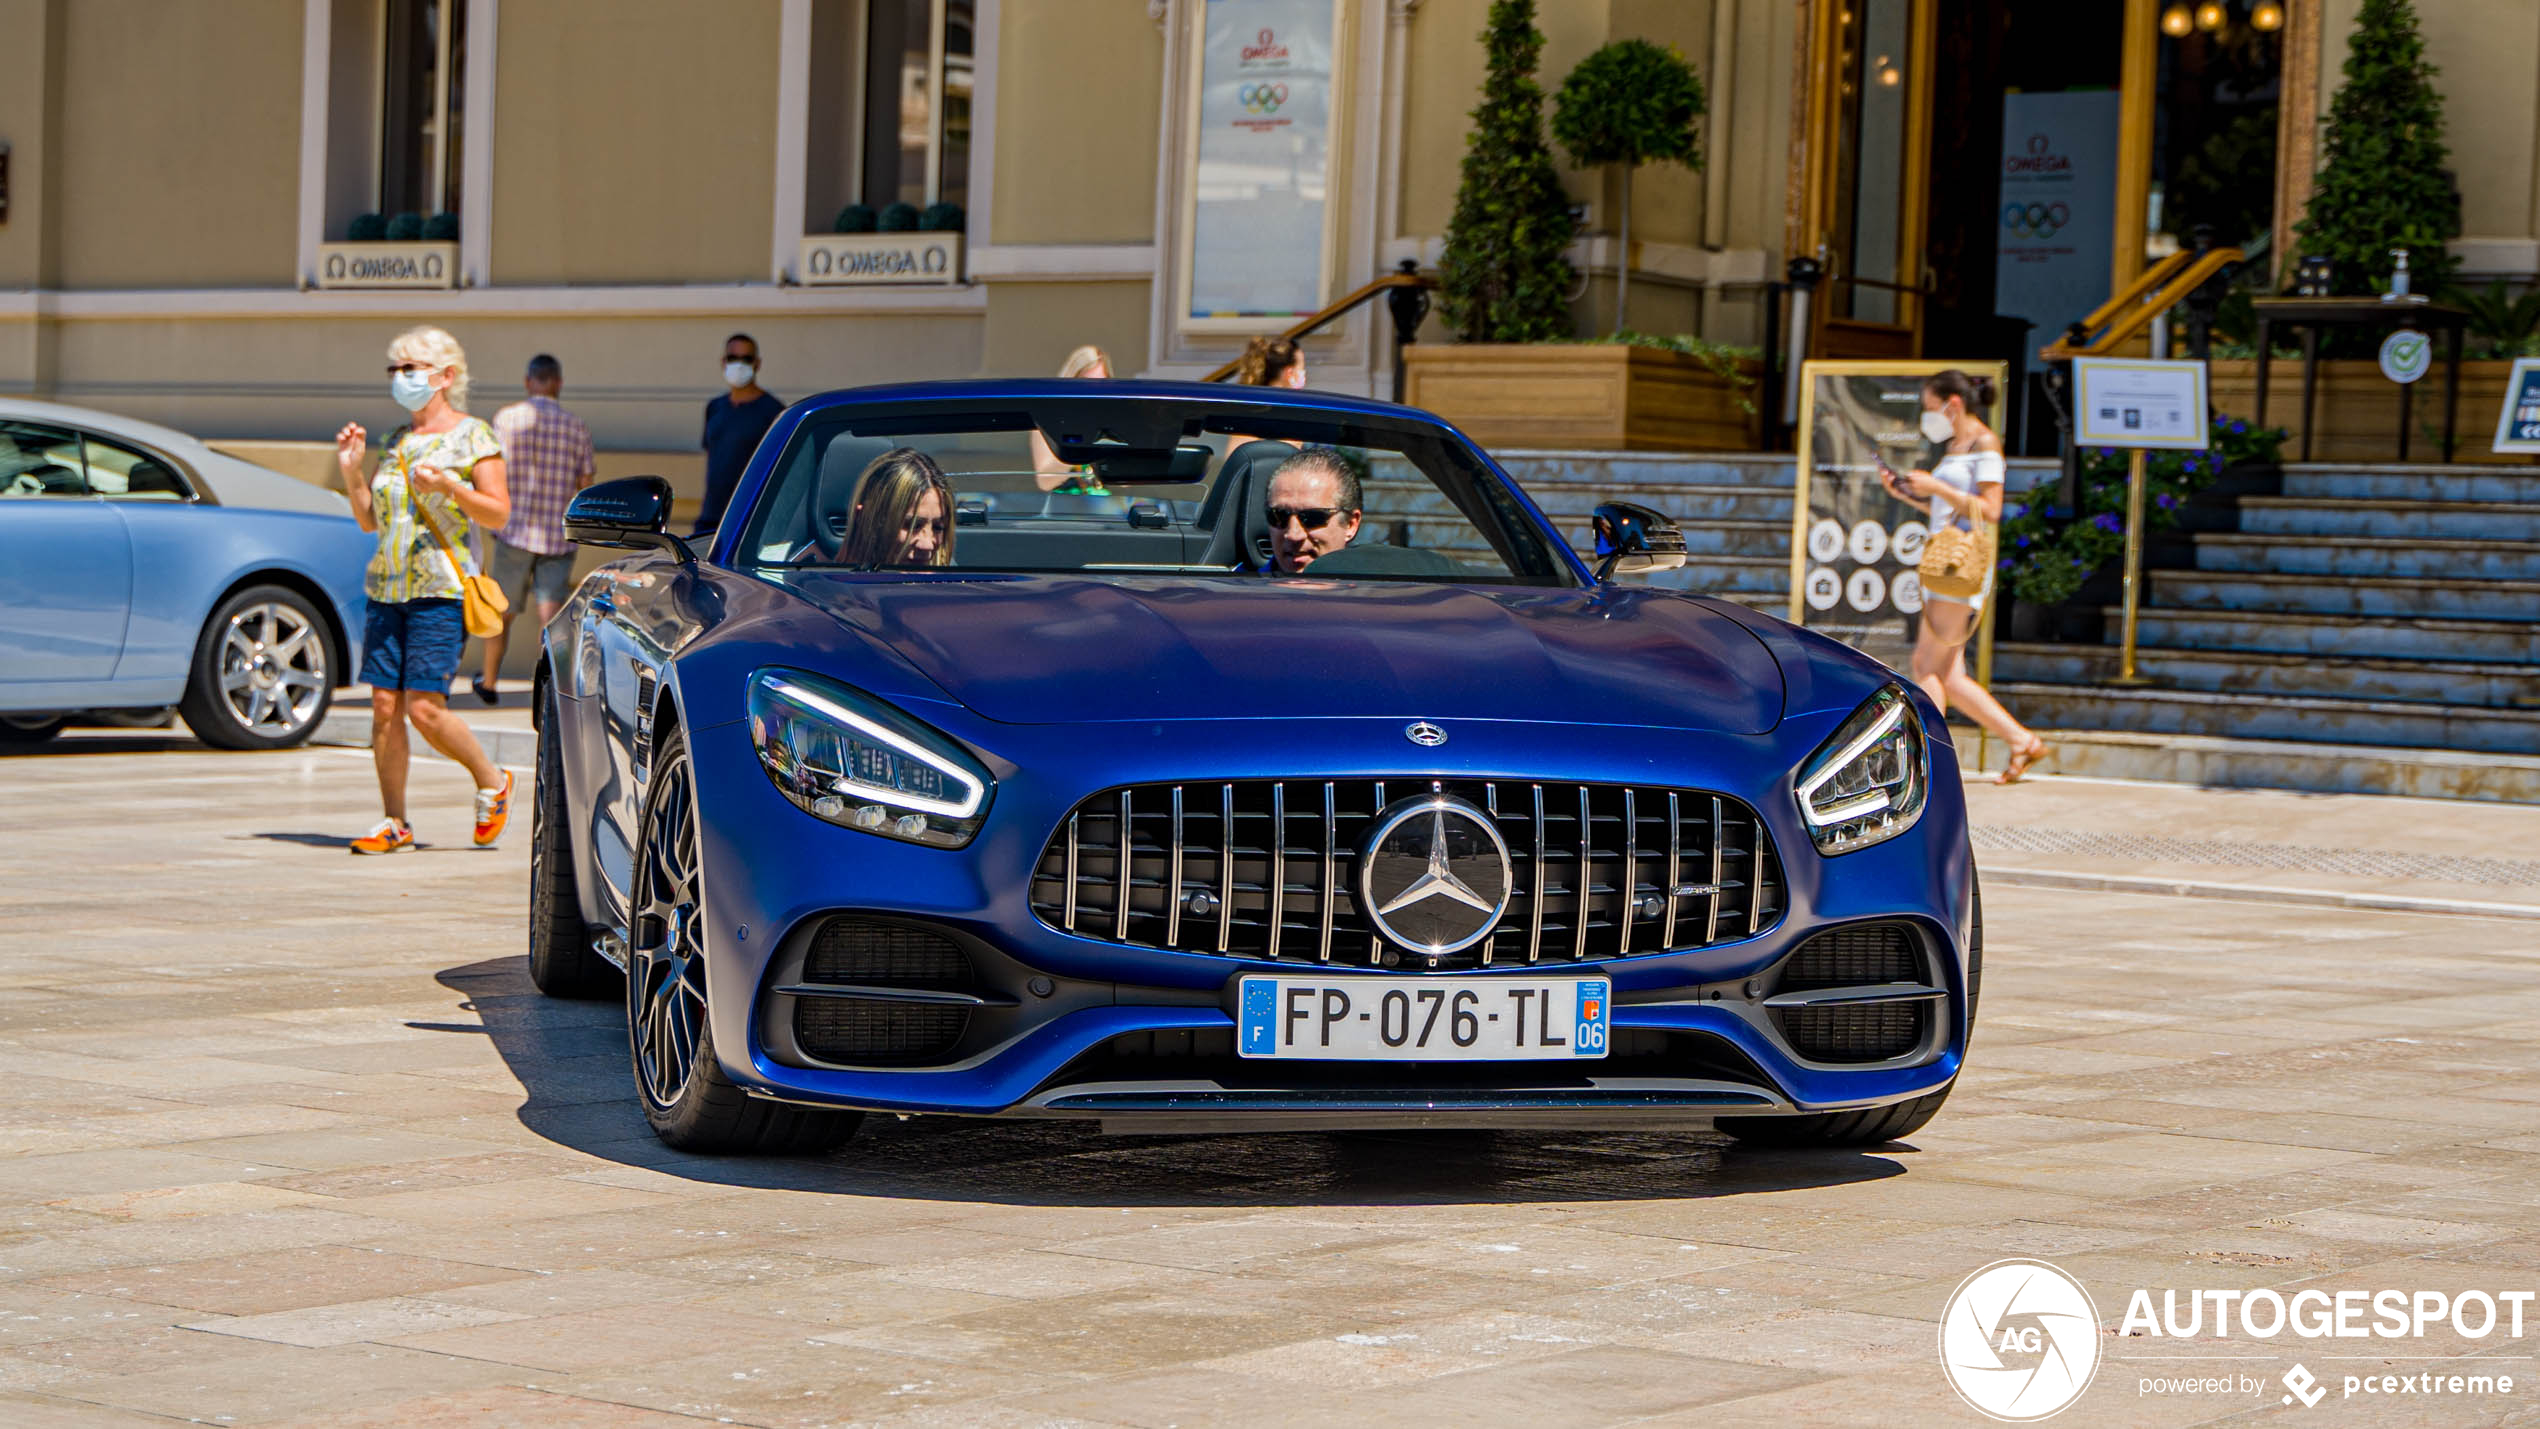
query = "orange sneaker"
xmin=351 ymin=817 xmax=415 ymax=855
xmin=474 ymin=770 xmax=513 ymax=847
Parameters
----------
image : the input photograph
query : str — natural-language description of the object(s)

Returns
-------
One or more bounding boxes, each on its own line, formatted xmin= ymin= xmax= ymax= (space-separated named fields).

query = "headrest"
xmin=812 ymin=437 xmax=892 ymax=559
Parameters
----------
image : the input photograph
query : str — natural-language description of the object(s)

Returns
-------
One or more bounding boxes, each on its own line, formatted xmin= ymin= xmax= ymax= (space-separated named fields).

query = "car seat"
xmin=1194 ymin=439 xmax=1298 ymax=570
xmin=808 ymin=436 xmax=894 ymax=561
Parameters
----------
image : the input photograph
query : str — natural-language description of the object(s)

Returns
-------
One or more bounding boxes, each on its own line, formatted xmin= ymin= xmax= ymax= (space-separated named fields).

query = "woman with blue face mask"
xmin=335 ymin=325 xmax=516 ymax=854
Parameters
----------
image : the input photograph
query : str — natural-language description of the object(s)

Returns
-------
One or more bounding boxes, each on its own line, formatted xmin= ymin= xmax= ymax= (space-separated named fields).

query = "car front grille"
xmin=1030 ymin=779 xmax=1783 ymax=970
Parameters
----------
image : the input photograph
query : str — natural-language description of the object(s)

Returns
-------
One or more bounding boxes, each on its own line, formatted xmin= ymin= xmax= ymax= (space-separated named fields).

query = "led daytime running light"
xmin=757 ymin=675 xmax=985 ymax=820
xmin=1796 ymin=699 xmax=1906 ymax=829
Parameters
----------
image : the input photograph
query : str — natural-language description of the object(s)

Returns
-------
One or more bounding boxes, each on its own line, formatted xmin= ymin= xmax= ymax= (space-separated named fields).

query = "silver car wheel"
xmin=217 ymin=601 xmax=327 ymax=736
xmin=630 ymin=751 xmax=708 ymax=1112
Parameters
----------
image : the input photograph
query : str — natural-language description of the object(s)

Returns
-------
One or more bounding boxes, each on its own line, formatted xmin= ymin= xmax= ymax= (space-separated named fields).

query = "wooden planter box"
xmin=315 ymin=241 xmax=457 ymax=289
xmin=1402 ymin=343 xmax=1759 ymax=451
xmin=2207 ymin=357 xmax=2520 ymax=464
xmin=798 ymin=232 xmax=963 ymax=286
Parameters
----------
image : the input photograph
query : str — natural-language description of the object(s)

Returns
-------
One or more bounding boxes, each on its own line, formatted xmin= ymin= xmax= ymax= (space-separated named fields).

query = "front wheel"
xmin=178 ymin=585 xmax=335 ymax=750
xmin=626 ymin=725 xmax=860 ymax=1156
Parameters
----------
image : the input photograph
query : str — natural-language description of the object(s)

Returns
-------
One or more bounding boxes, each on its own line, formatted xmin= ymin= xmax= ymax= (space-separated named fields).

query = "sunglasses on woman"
xmin=1267 ymin=505 xmax=1342 ymax=531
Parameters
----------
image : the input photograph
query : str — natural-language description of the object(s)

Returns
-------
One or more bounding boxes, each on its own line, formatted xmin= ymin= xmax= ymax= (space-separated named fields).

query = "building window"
xmin=862 ymin=0 xmax=972 ymax=211
xmin=379 ymin=0 xmax=466 ymax=219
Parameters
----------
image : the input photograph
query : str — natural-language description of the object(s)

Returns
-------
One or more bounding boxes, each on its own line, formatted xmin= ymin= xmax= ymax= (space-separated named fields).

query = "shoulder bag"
xmin=413 ymin=491 xmax=510 ymax=639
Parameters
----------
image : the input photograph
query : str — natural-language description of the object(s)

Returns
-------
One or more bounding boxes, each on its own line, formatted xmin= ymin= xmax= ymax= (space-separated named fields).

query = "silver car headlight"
xmin=747 ymin=670 xmax=992 ymax=848
xmin=1793 ymin=685 xmax=1929 ymax=855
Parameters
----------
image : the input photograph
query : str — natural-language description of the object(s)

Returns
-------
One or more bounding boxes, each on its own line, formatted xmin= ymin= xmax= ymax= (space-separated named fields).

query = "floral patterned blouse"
xmin=365 ymin=417 xmax=502 ymax=603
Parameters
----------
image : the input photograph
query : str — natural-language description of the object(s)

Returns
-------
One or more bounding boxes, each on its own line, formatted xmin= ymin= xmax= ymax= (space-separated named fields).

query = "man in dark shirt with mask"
xmin=697 ymin=333 xmax=783 ymax=534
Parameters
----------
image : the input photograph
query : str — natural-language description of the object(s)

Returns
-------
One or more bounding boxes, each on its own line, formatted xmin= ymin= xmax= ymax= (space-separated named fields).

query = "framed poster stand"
xmin=1788 ymin=360 xmax=2011 ymax=764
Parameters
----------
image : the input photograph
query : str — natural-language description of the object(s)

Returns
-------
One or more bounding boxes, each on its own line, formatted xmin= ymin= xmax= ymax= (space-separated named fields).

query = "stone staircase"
xmin=1373 ymin=452 xmax=2540 ymax=802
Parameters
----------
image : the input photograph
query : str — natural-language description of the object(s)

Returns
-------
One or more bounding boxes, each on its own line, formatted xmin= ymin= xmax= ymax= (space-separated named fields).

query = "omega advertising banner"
xmin=1184 ymin=0 xmax=1337 ymax=324
xmin=1788 ymin=361 xmax=2008 ymax=682
xmin=1995 ymin=91 xmax=2119 ymax=350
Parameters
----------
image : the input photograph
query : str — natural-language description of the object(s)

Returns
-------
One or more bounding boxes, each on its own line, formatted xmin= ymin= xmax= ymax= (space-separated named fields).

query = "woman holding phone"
xmin=1879 ymin=369 xmax=2051 ymax=784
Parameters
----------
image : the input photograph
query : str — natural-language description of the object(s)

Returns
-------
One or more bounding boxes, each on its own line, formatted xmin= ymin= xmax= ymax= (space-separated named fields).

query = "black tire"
xmin=0 ymin=715 xmax=67 ymax=747
xmin=178 ymin=584 xmax=335 ymax=750
xmin=1719 ymin=874 xmax=1981 ymax=1150
xmin=627 ymin=725 xmax=861 ymax=1155
xmin=528 ymin=678 xmax=615 ymax=998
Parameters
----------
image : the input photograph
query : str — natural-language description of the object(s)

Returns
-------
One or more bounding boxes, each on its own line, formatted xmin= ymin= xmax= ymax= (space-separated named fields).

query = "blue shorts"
xmin=360 ymin=598 xmax=466 ymax=692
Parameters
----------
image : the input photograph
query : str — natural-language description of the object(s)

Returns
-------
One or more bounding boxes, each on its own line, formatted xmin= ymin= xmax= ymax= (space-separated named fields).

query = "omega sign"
xmin=314 ymin=241 xmax=458 ymax=290
xmin=799 ymin=233 xmax=964 ymax=287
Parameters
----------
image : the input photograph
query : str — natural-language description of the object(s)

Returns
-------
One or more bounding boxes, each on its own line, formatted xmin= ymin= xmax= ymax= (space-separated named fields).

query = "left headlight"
xmin=1792 ymin=684 xmax=1929 ymax=855
xmin=747 ymin=669 xmax=992 ymax=849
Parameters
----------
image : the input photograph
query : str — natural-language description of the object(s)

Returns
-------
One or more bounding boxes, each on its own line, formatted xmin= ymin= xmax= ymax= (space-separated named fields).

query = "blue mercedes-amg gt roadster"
xmin=531 ymin=380 xmax=1978 ymax=1155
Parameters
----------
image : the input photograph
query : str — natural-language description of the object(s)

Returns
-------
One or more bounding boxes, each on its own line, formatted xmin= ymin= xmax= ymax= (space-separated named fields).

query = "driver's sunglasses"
xmin=1268 ymin=505 xmax=1341 ymax=531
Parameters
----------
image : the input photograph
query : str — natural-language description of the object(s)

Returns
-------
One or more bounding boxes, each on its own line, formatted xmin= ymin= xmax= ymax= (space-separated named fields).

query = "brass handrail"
xmin=2042 ymin=245 xmax=2244 ymax=360
xmin=1200 ymin=268 xmax=1436 ymax=383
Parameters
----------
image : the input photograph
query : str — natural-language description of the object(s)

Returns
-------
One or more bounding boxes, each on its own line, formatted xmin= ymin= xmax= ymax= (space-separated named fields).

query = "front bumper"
xmin=683 ymin=708 xmax=1977 ymax=1125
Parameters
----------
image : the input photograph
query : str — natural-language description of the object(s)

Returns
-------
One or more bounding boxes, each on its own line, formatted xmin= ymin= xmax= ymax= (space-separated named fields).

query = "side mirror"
xmin=1590 ymin=501 xmax=1687 ymax=582
xmin=565 ymin=476 xmax=695 ymax=563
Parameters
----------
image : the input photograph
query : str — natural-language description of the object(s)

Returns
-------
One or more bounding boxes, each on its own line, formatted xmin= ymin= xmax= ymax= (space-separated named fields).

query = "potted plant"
xmin=1404 ymin=5 xmax=1753 ymax=450
xmin=1551 ymin=38 xmax=1705 ymax=335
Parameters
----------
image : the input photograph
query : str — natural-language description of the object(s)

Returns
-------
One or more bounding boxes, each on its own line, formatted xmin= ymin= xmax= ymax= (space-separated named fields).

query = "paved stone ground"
xmin=4 ymin=736 xmax=2540 ymax=1426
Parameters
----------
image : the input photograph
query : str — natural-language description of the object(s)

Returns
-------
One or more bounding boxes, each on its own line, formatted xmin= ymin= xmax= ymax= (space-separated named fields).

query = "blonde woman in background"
xmin=839 ymin=448 xmax=956 ymax=569
xmin=334 ymin=325 xmax=516 ymax=853
xmin=1032 ymin=344 xmax=1113 ymax=492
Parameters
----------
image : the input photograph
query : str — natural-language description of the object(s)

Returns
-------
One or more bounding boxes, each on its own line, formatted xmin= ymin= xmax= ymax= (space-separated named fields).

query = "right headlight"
xmin=747 ymin=669 xmax=992 ymax=849
xmin=1792 ymin=684 xmax=1929 ymax=855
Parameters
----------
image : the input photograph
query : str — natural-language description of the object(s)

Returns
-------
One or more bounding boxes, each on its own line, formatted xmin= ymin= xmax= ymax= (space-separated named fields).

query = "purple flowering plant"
xmin=1999 ymin=413 xmax=2286 ymax=606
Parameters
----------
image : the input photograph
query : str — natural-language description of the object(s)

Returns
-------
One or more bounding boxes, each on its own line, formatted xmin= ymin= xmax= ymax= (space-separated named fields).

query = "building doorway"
xmin=1793 ymin=0 xmax=2303 ymax=450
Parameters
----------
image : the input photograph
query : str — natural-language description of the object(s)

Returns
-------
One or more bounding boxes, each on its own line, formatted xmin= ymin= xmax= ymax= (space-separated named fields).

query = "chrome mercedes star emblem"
xmin=1358 ymin=795 xmax=1511 ymax=955
xmin=1404 ymin=721 xmax=1447 ymax=748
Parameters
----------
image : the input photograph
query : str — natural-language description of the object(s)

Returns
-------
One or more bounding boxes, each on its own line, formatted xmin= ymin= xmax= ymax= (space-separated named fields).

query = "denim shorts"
xmin=360 ymin=598 xmax=466 ymax=692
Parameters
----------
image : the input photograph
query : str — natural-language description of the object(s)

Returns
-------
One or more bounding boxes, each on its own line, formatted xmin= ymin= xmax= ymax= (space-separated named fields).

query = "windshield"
xmin=731 ymin=398 xmax=1577 ymax=587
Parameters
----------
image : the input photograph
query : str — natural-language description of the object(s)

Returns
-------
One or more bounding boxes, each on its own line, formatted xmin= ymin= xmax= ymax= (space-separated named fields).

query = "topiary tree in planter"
xmin=1552 ymin=39 xmax=1705 ymax=334
xmin=383 ymin=212 xmax=424 ymax=242
xmin=2293 ymin=0 xmax=2459 ymax=298
xmin=422 ymin=211 xmax=459 ymax=242
xmin=918 ymin=202 xmax=964 ymax=232
xmin=1437 ymin=0 xmax=1576 ymax=343
xmin=834 ymin=204 xmax=877 ymax=233
xmin=877 ymin=202 xmax=921 ymax=233
xmin=347 ymin=212 xmax=387 ymax=242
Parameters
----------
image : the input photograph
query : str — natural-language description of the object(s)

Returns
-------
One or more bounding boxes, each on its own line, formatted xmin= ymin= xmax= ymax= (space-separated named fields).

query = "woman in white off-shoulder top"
xmin=1879 ymin=369 xmax=2052 ymax=783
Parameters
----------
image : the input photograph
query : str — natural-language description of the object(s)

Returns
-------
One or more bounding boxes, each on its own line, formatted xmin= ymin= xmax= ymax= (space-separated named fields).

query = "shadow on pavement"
xmin=439 ymin=955 xmax=1912 ymax=1206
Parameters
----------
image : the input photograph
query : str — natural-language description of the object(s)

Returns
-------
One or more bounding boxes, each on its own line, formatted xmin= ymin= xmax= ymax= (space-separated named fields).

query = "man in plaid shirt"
xmin=475 ymin=353 xmax=596 ymax=703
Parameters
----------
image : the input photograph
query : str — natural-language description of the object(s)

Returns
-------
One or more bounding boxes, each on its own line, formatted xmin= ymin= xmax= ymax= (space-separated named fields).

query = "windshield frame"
xmin=718 ymin=389 xmax=1590 ymax=589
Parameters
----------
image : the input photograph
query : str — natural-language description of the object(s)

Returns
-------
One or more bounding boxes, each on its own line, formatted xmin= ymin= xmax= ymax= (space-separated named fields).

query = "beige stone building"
xmin=0 ymin=0 xmax=2535 ymax=459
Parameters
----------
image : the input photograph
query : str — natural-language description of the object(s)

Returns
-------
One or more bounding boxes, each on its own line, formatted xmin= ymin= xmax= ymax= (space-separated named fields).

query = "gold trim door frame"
xmin=1790 ymin=0 xmax=1937 ymax=360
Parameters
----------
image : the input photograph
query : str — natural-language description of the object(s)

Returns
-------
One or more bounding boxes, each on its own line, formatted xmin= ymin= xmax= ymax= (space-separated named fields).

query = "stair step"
xmin=1494 ymin=453 xmax=1798 ymax=489
xmin=2193 ymin=533 xmax=2540 ymax=580
xmin=2155 ymin=568 xmax=2540 ymax=619
xmin=1994 ymin=641 xmax=2539 ymax=708
xmin=2117 ymin=606 xmax=2540 ymax=665
xmin=1990 ymin=682 xmax=2540 ymax=756
xmin=2239 ymin=495 xmax=2540 ymax=541
xmin=1948 ymin=726 xmax=2540 ymax=803
xmin=2281 ymin=462 xmax=2540 ymax=504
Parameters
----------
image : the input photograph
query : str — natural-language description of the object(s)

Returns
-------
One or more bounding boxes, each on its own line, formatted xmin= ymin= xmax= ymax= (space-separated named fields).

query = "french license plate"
xmin=1236 ymin=976 xmax=1609 ymax=1061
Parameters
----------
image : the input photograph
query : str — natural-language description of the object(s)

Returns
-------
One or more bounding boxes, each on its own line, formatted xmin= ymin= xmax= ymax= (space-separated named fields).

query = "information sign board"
xmin=2491 ymin=357 xmax=2540 ymax=454
xmin=2072 ymin=358 xmax=2209 ymax=449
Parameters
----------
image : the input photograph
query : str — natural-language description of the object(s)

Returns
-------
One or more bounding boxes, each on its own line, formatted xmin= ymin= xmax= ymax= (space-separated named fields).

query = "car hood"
xmin=771 ymin=572 xmax=1784 ymax=733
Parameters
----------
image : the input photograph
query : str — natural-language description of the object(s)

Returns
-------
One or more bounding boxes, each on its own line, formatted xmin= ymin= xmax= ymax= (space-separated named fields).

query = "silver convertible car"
xmin=0 ymin=398 xmax=371 ymax=749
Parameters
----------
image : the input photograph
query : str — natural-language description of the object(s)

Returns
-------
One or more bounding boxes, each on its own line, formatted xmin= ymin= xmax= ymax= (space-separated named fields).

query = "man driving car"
xmin=1263 ymin=447 xmax=1363 ymax=575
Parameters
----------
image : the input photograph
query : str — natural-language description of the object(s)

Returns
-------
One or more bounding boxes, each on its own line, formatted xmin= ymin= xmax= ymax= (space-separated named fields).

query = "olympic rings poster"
xmin=1184 ymin=0 xmax=1339 ymax=325
xmin=1787 ymin=361 xmax=2008 ymax=687
xmin=1995 ymin=91 xmax=2119 ymax=356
